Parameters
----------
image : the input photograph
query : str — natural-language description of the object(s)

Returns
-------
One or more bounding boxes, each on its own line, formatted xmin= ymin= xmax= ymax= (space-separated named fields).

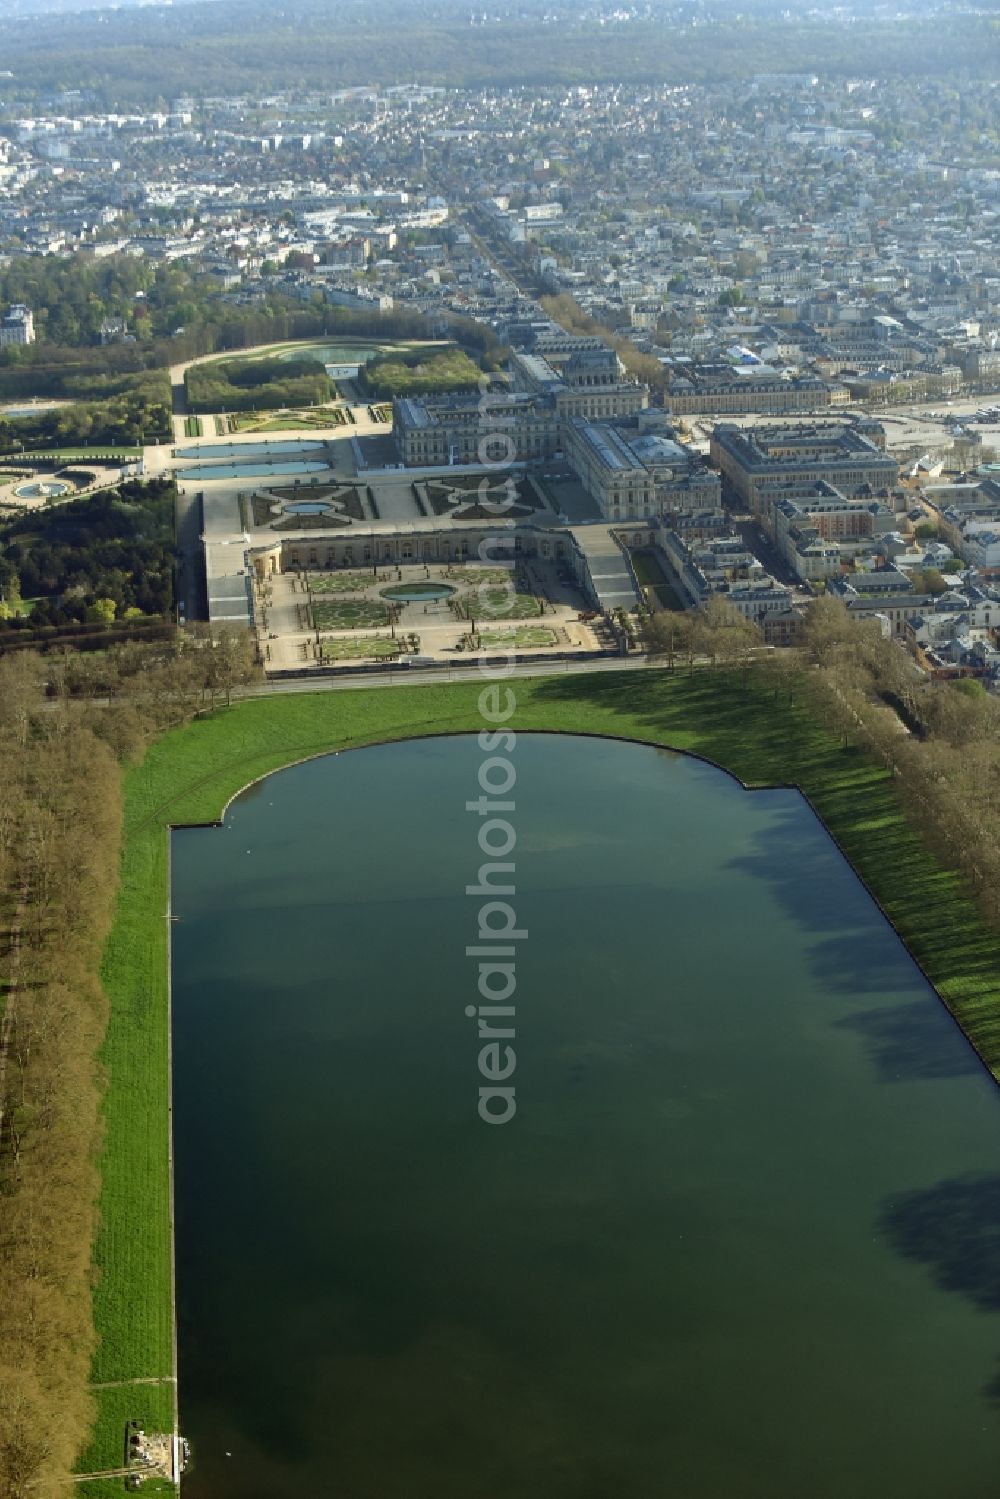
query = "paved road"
xmin=734 ymin=517 xmax=808 ymax=593
xmin=170 ymin=366 xmax=187 ymax=418
xmin=238 ymin=653 xmax=652 ymax=697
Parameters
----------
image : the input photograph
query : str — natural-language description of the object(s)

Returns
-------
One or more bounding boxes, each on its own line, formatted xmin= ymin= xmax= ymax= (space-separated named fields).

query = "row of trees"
xmin=644 ymin=595 xmax=760 ymax=681
xmin=795 ymin=598 xmax=1000 ymax=931
xmin=0 ymin=654 xmax=123 ymax=1499
xmin=0 ymin=632 xmax=260 ymax=1496
xmin=539 ymin=293 xmax=668 ymax=392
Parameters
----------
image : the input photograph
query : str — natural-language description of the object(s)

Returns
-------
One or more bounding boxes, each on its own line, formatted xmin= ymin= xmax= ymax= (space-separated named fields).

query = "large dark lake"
xmin=171 ymin=735 xmax=1000 ymax=1499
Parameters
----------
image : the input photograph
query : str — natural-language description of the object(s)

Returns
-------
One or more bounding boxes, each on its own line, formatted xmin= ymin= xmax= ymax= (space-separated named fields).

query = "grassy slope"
xmin=85 ymin=669 xmax=1000 ymax=1469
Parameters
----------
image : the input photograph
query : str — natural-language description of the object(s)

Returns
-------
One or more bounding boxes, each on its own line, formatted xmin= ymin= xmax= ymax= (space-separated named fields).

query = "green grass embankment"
xmin=87 ymin=670 xmax=1000 ymax=1472
xmin=77 ymin=1384 xmax=175 ymax=1478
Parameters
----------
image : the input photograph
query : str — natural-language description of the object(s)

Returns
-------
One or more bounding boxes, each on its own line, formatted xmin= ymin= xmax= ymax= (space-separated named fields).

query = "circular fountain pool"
xmin=380 ymin=583 xmax=456 ymax=603
xmin=14 ymin=479 xmax=69 ymax=500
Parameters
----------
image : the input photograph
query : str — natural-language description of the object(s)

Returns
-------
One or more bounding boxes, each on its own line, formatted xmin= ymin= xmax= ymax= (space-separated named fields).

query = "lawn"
xmin=182 ymin=416 xmax=202 ymax=439
xmin=457 ymin=589 xmax=543 ymax=620
xmin=77 ymin=1383 xmax=175 ymax=1476
xmin=312 ymin=598 xmax=389 ymax=629
xmin=308 ymin=571 xmax=374 ymax=594
xmin=319 ymin=637 xmax=400 ymax=660
xmin=77 ymin=1479 xmax=174 ymax=1499
xmin=230 ymin=407 xmax=346 ymax=433
xmin=475 ymin=627 xmax=558 ymax=647
xmin=198 ymin=339 xmax=448 ymax=373
xmin=446 ymin=567 xmax=516 ymax=585
xmin=87 ymin=668 xmax=1000 ymax=1482
xmin=90 ymin=772 xmax=176 ymax=1398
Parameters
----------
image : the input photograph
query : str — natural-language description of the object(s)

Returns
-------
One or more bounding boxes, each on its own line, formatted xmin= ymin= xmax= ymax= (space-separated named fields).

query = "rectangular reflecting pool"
xmin=173 ymin=441 xmax=328 ymax=459
xmin=175 ymin=460 xmax=330 ymax=481
xmin=171 ymin=735 xmax=1000 ymax=1499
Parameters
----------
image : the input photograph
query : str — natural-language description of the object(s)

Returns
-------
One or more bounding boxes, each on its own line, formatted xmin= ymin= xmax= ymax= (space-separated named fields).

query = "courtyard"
xmin=253 ymin=559 xmax=603 ymax=672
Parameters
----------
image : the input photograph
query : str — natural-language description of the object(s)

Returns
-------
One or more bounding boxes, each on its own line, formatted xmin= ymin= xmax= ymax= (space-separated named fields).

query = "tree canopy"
xmin=0 ymin=477 xmax=176 ymax=628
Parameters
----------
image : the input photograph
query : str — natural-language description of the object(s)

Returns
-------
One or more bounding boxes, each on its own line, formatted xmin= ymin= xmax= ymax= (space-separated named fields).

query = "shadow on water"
xmin=726 ymin=801 xmax=927 ymax=1001
xmin=531 ymin=673 xmax=1000 ymax=1066
xmin=728 ymin=800 xmax=857 ymax=936
xmin=880 ymin=1173 xmax=1000 ymax=1313
xmin=882 ymin=1174 xmax=1000 ymax=1413
xmin=836 ymin=1003 xmax=982 ymax=1083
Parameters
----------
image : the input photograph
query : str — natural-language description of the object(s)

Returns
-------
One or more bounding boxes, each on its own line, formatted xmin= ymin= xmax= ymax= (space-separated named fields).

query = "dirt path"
xmin=89 ymin=1376 xmax=176 ymax=1390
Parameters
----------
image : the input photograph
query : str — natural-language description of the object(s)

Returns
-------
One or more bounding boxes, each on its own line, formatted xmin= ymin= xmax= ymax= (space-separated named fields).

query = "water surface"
xmin=173 ymin=440 xmax=327 ymax=459
xmin=171 ymin=735 xmax=1000 ymax=1499
xmin=278 ymin=341 xmax=380 ymax=369
xmin=381 ymin=582 xmax=457 ymax=601
xmin=176 ymin=460 xmax=329 ymax=482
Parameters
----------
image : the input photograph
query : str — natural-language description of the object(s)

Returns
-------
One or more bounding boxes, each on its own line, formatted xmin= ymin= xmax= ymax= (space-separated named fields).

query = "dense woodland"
xmin=0 ymin=0 xmax=995 ymax=101
xmin=0 ymin=258 xmax=175 ymax=349
xmin=0 ymin=371 xmax=172 ymax=453
xmin=0 ymin=476 xmax=175 ymax=626
xmin=0 ymin=257 xmax=503 ymax=371
xmin=0 ymin=634 xmax=259 ymax=1498
xmin=184 ymin=354 xmax=333 ymax=415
